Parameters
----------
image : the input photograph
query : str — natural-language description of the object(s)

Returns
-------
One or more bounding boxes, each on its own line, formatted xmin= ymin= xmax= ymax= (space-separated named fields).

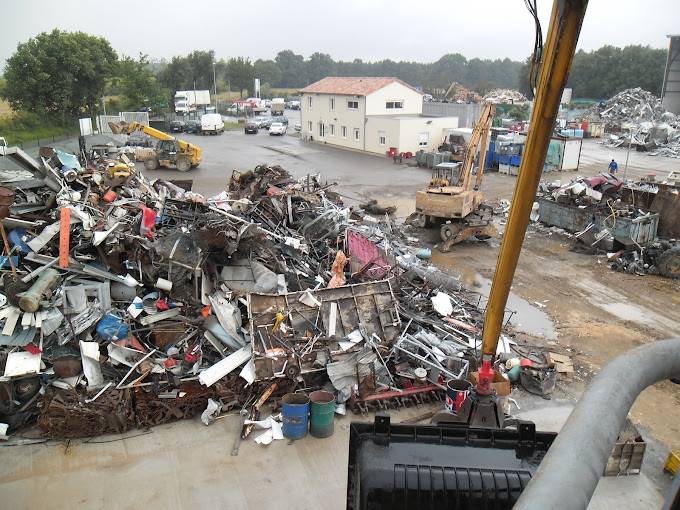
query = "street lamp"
xmin=212 ymin=63 xmax=218 ymax=112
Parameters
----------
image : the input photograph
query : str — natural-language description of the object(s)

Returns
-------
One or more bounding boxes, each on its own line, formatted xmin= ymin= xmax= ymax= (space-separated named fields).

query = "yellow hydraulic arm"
xmin=458 ymin=102 xmax=496 ymax=190
xmin=481 ymin=0 xmax=588 ymax=360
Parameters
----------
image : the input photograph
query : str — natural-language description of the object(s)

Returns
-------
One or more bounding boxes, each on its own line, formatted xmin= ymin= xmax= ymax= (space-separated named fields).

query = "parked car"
xmin=244 ymin=120 xmax=259 ymax=134
xmin=294 ymin=124 xmax=302 ymax=132
xmin=272 ymin=115 xmax=288 ymax=126
xmin=170 ymin=120 xmax=185 ymax=132
xmin=124 ymin=136 xmax=153 ymax=148
xmin=269 ymin=122 xmax=286 ymax=136
xmin=253 ymin=117 xmax=269 ymax=129
xmin=289 ymin=100 xmax=301 ymax=110
xmin=183 ymin=120 xmax=201 ymax=133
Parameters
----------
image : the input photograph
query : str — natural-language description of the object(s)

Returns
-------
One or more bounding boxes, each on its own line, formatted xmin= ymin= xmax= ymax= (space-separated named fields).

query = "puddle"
xmin=430 ymin=253 xmax=557 ymax=340
xmin=373 ymin=197 xmax=415 ymax=219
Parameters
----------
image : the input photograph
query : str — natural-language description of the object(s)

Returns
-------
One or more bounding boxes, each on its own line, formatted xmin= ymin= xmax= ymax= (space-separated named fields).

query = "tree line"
xmin=0 ymin=29 xmax=669 ymax=126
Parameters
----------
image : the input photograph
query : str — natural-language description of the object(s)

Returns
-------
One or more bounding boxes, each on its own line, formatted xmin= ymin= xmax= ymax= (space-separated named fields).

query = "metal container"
xmin=537 ymin=199 xmax=659 ymax=246
xmin=309 ymin=391 xmax=335 ymax=438
xmin=282 ymin=393 xmax=310 ymax=440
xmin=445 ymin=379 xmax=471 ymax=412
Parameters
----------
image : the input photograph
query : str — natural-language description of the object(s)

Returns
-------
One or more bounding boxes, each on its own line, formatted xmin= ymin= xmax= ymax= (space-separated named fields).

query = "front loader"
xmin=109 ymin=121 xmax=202 ymax=172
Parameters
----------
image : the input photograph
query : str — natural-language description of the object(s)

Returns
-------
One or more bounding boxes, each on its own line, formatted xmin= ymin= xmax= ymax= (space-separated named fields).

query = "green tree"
xmin=253 ymin=59 xmax=282 ymax=89
xmin=306 ymin=53 xmax=337 ymax=84
xmin=117 ymin=54 xmax=169 ymax=114
xmin=275 ymin=50 xmax=306 ymax=88
xmin=2 ymin=29 xmax=117 ymax=123
xmin=157 ymin=50 xmax=216 ymax=92
xmin=226 ymin=57 xmax=254 ymax=98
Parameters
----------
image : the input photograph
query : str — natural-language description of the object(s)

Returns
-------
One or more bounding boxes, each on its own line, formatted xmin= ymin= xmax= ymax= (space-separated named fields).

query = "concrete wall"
xmin=364 ymin=82 xmax=423 ymax=115
xmin=363 ymin=116 xmax=459 ymax=156
xmin=300 ymin=93 xmax=367 ymax=148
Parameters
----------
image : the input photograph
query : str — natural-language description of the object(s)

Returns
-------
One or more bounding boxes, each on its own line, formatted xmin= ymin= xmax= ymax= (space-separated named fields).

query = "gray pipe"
xmin=516 ymin=338 xmax=680 ymax=510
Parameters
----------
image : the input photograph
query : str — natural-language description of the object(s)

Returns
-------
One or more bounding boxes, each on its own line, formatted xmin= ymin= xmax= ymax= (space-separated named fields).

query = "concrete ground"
xmin=2 ymin=125 xmax=679 ymax=509
xmin=0 ymin=399 xmax=669 ymax=509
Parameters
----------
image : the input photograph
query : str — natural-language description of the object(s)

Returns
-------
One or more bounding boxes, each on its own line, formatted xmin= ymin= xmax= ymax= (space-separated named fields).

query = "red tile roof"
xmin=300 ymin=77 xmax=424 ymax=97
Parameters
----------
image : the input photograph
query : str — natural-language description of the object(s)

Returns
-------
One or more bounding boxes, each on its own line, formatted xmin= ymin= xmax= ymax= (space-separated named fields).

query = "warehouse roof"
xmin=300 ymin=77 xmax=424 ymax=97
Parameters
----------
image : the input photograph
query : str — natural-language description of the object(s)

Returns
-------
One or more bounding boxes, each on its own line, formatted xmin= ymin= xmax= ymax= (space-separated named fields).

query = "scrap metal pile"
xmin=483 ymin=89 xmax=528 ymax=104
xmin=0 ymin=145 xmax=503 ymax=439
xmin=533 ymin=174 xmax=679 ymax=279
xmin=584 ymin=88 xmax=680 ymax=158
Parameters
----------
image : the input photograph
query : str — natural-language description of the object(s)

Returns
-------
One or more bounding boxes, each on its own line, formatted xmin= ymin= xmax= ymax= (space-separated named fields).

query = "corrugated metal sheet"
xmin=300 ymin=77 xmax=423 ymax=97
xmin=422 ymin=102 xmax=485 ymax=128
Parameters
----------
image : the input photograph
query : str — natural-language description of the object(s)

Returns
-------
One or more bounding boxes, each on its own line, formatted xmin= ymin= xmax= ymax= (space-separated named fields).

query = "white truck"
xmin=245 ymin=97 xmax=267 ymax=114
xmin=174 ymin=90 xmax=211 ymax=115
xmin=200 ymin=113 xmax=225 ymax=135
xmin=271 ymin=98 xmax=285 ymax=115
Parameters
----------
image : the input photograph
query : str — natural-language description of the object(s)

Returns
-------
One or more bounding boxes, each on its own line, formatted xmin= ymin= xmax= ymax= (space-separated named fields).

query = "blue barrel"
xmin=282 ymin=393 xmax=310 ymax=439
xmin=309 ymin=391 xmax=336 ymax=438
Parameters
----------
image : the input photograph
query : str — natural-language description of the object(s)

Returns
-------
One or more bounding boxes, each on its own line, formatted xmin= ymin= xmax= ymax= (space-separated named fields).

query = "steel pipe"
xmin=515 ymin=338 xmax=680 ymax=509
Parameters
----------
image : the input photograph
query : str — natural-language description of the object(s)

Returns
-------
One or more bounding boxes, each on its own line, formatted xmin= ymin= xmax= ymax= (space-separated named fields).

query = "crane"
xmin=109 ymin=121 xmax=202 ymax=172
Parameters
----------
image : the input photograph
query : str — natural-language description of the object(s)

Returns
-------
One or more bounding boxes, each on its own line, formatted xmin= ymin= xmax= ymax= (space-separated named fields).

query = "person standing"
xmin=608 ymin=159 xmax=618 ymax=174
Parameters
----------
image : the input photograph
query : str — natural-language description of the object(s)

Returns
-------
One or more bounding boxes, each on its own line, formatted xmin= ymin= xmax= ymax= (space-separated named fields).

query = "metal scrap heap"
xmin=584 ymin=87 xmax=680 ymax=158
xmin=0 ymin=143 xmax=509 ymax=440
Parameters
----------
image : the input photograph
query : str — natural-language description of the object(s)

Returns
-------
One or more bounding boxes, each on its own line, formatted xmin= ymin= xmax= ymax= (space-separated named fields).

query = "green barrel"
xmin=309 ymin=391 xmax=336 ymax=438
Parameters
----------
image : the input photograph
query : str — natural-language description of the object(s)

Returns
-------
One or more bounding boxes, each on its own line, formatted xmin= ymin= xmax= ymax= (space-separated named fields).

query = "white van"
xmin=200 ymin=113 xmax=225 ymax=135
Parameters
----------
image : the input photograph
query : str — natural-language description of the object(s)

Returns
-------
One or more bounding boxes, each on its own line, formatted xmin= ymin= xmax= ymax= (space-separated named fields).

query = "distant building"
xmin=661 ymin=35 xmax=680 ymax=115
xmin=299 ymin=77 xmax=459 ymax=156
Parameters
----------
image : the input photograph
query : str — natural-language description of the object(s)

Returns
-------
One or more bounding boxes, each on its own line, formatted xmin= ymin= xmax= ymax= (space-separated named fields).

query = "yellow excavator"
xmin=108 ymin=121 xmax=202 ymax=172
xmin=414 ymin=101 xmax=497 ymax=251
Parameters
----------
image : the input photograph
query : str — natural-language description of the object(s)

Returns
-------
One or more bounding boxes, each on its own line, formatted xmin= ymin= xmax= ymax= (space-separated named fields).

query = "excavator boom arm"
xmin=458 ymin=102 xmax=496 ymax=189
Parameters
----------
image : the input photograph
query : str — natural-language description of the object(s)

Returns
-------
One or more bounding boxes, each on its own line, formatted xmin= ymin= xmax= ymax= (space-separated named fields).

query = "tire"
xmin=417 ymin=214 xmax=431 ymax=228
xmin=440 ymin=223 xmax=461 ymax=242
xmin=176 ymin=157 xmax=191 ymax=172
xmin=657 ymin=247 xmax=680 ymax=279
xmin=144 ymin=157 xmax=159 ymax=170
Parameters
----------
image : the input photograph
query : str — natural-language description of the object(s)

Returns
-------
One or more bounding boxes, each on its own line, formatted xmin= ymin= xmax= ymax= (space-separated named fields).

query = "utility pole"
xmin=212 ymin=63 xmax=218 ymax=112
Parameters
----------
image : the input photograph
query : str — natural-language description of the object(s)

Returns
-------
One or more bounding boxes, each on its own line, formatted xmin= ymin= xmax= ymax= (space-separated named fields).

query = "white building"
xmin=299 ymin=77 xmax=459 ymax=156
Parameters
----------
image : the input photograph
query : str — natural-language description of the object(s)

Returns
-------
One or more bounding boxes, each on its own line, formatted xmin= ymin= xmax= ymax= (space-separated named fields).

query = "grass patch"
xmin=224 ymin=122 xmax=242 ymax=131
xmin=0 ymin=100 xmax=12 ymax=119
xmin=0 ymin=111 xmax=79 ymax=148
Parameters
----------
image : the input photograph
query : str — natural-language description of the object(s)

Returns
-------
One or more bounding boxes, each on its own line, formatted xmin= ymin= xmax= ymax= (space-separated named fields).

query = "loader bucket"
xmin=347 ymin=414 xmax=556 ymax=510
xmin=108 ymin=121 xmax=132 ymax=135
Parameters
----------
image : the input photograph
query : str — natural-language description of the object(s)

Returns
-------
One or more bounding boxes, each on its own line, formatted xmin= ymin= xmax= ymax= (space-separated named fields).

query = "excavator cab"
xmin=429 ymin=162 xmax=462 ymax=188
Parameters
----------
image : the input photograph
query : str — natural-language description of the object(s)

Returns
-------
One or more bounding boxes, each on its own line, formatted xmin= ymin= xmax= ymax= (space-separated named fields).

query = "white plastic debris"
xmin=201 ymin=398 xmax=221 ymax=426
xmin=431 ymin=292 xmax=453 ymax=316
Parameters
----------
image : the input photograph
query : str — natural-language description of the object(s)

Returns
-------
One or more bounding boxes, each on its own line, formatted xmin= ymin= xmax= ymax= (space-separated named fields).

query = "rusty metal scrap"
xmin=38 ymin=388 xmax=133 ymax=439
xmin=134 ymin=381 xmax=215 ymax=428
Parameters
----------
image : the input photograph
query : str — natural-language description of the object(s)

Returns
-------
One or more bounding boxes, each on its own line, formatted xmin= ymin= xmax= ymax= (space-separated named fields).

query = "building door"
xmin=318 ymin=122 xmax=325 ymax=139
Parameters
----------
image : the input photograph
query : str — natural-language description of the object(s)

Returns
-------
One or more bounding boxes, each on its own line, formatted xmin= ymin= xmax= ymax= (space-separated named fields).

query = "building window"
xmin=330 ymin=124 xmax=335 ymax=136
xmin=386 ymin=101 xmax=403 ymax=109
xmin=354 ymin=128 xmax=360 ymax=141
xmin=347 ymin=100 xmax=359 ymax=110
xmin=308 ymin=121 xmax=313 ymax=132
xmin=308 ymin=96 xmax=313 ymax=108
xmin=379 ymin=131 xmax=386 ymax=146
xmin=341 ymin=126 xmax=347 ymax=139
xmin=419 ymin=133 xmax=429 ymax=147
xmin=329 ymin=98 xmax=335 ymax=111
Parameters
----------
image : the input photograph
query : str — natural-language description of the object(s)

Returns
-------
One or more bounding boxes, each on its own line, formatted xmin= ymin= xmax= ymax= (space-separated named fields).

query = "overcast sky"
xmin=1 ymin=0 xmax=677 ymax=74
